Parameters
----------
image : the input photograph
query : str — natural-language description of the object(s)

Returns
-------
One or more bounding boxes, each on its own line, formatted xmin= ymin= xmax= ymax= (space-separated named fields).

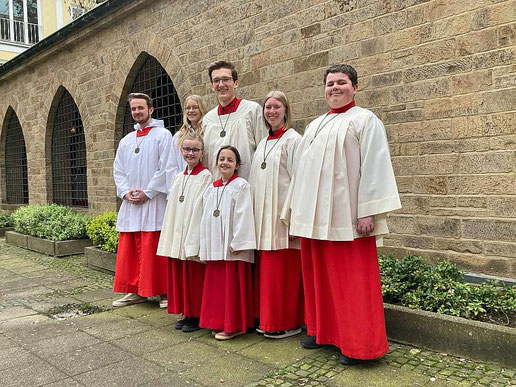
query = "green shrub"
xmin=11 ymin=204 xmax=90 ymax=241
xmin=0 ymin=213 xmax=13 ymax=228
xmin=86 ymin=211 xmax=118 ymax=253
xmin=379 ymin=254 xmax=516 ymax=326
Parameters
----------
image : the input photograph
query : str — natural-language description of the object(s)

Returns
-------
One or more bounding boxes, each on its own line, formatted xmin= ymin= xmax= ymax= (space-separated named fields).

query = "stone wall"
xmin=0 ymin=0 xmax=514 ymax=277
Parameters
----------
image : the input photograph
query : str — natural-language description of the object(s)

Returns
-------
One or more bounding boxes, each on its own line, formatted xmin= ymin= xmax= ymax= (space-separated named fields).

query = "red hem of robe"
xmin=300 ymin=237 xmax=389 ymax=360
xmin=199 ymin=261 xmax=254 ymax=333
xmin=113 ymin=231 xmax=168 ymax=297
xmin=167 ymin=258 xmax=206 ymax=317
xmin=254 ymin=250 xmax=304 ymax=332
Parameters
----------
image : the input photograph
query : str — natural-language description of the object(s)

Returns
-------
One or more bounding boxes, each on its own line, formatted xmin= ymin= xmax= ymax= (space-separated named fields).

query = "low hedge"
xmin=0 ymin=213 xmax=13 ymax=228
xmin=86 ymin=211 xmax=118 ymax=253
xmin=379 ymin=254 xmax=516 ymax=327
xmin=11 ymin=204 xmax=90 ymax=241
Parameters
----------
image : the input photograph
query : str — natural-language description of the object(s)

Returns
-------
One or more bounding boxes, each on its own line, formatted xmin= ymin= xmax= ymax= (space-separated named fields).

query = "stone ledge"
xmin=385 ymin=303 xmax=515 ymax=367
xmin=0 ymin=227 xmax=14 ymax=237
xmin=84 ymin=246 xmax=116 ymax=275
xmin=5 ymin=231 xmax=92 ymax=257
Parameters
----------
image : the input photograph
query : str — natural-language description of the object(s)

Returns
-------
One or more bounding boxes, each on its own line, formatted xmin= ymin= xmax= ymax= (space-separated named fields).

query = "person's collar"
xmin=184 ymin=162 xmax=206 ymax=175
xmin=136 ymin=126 xmax=152 ymax=137
xmin=267 ymin=125 xmax=287 ymax=140
xmin=218 ymin=98 xmax=242 ymax=115
xmin=213 ymin=173 xmax=238 ymax=187
xmin=329 ymin=100 xmax=355 ymax=114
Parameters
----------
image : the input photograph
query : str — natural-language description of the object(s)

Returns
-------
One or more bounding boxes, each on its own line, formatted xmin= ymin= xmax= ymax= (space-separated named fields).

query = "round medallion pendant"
xmin=261 ymin=162 xmax=267 ymax=170
xmin=213 ymin=209 xmax=220 ymax=217
xmin=134 ymin=147 xmax=140 ymax=154
xmin=179 ymin=195 xmax=184 ymax=203
xmin=220 ymin=131 xmax=226 ymax=138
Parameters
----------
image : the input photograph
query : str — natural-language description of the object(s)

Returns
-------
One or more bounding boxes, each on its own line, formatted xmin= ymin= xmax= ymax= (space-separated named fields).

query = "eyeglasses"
xmin=182 ymin=147 xmax=202 ymax=154
xmin=212 ymin=77 xmax=233 ymax=85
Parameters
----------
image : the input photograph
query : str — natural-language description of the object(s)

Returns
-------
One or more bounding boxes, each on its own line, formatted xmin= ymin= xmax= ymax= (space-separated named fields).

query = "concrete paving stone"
xmin=134 ymin=309 xmax=179 ymax=328
xmin=328 ymin=362 xmax=431 ymax=386
xmin=73 ymin=356 xmax=170 ymax=386
xmin=23 ymin=296 xmax=84 ymax=313
xmin=45 ymin=342 xmax=133 ymax=376
xmin=31 ymin=330 xmax=102 ymax=357
xmin=2 ymin=285 xmax=56 ymax=302
xmin=0 ymin=334 xmax=17 ymax=350
xmin=111 ymin=327 xmax=190 ymax=355
xmin=45 ymin=279 xmax=91 ymax=292
xmin=139 ymin=374 xmax=202 ymax=386
xmin=0 ymin=305 xmax=38 ymax=321
xmin=72 ymin=288 xmax=118 ymax=303
xmin=196 ymin=330 xmax=267 ymax=352
xmin=43 ymin=378 xmax=85 ymax=387
xmin=0 ymin=346 xmax=41 ymax=371
xmin=0 ymin=357 xmax=69 ymax=387
xmin=0 ymin=314 xmax=54 ymax=336
xmin=238 ymin=334 xmax=318 ymax=368
xmin=111 ymin=302 xmax=163 ymax=318
xmin=0 ymin=314 xmax=77 ymax=345
xmin=11 ymin=263 xmax=48 ymax=274
xmin=76 ymin=314 xmax=152 ymax=341
xmin=21 ymin=269 xmax=78 ymax=282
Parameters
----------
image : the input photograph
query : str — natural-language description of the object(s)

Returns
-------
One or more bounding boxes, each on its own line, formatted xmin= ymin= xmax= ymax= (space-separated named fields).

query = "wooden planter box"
xmin=0 ymin=227 xmax=14 ymax=237
xmin=84 ymin=246 xmax=116 ymax=275
xmin=5 ymin=231 xmax=92 ymax=257
xmin=385 ymin=303 xmax=515 ymax=367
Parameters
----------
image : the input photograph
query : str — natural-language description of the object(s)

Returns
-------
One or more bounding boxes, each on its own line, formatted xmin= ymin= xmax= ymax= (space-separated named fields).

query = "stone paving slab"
xmin=1 ymin=239 xmax=515 ymax=387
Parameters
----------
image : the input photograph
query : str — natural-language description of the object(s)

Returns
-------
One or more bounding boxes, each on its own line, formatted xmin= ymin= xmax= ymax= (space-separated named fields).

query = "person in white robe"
xmin=157 ymin=132 xmax=213 ymax=332
xmin=248 ymin=90 xmax=304 ymax=339
xmin=282 ymin=64 xmax=401 ymax=365
xmin=112 ymin=93 xmax=174 ymax=307
xmin=203 ymin=60 xmax=267 ymax=180
xmin=199 ymin=146 xmax=256 ymax=340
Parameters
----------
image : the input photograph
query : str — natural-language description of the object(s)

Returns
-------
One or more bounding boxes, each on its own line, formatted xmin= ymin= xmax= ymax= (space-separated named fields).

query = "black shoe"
xmin=264 ymin=328 xmax=302 ymax=339
xmin=175 ymin=317 xmax=190 ymax=330
xmin=300 ymin=335 xmax=322 ymax=349
xmin=339 ymin=354 xmax=363 ymax=366
xmin=182 ymin=317 xmax=200 ymax=333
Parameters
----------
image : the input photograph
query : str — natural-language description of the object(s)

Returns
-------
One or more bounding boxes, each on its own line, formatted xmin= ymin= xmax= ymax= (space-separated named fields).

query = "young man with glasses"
xmin=203 ymin=60 xmax=267 ymax=180
xmin=112 ymin=93 xmax=174 ymax=308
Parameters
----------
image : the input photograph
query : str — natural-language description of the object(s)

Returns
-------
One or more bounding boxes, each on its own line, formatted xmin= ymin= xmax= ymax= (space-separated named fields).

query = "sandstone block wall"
xmin=0 ymin=0 xmax=514 ymax=277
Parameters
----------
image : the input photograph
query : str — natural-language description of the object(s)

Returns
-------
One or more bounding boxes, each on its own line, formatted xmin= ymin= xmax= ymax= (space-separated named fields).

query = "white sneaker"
xmin=112 ymin=293 xmax=147 ymax=307
xmin=159 ymin=298 xmax=168 ymax=309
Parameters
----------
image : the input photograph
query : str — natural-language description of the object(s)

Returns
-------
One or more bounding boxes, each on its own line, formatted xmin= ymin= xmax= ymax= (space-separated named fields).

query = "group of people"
xmin=112 ymin=60 xmax=401 ymax=365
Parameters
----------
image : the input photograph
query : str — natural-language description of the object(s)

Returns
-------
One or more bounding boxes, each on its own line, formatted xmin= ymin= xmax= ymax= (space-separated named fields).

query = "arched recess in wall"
xmin=48 ymin=87 xmax=88 ymax=208
xmin=116 ymin=52 xmax=183 ymax=141
xmin=1 ymin=107 xmax=29 ymax=205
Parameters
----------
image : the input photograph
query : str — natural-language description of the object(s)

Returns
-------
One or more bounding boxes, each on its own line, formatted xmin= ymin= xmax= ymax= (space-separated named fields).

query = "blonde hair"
xmin=178 ymin=131 xmax=205 ymax=150
xmin=262 ymin=90 xmax=292 ymax=131
xmin=177 ymin=95 xmax=207 ymax=145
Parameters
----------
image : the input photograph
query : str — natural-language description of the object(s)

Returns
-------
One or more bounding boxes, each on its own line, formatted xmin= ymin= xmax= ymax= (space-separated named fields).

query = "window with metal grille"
xmin=51 ymin=89 xmax=88 ymax=208
xmin=122 ymin=55 xmax=183 ymax=137
xmin=4 ymin=110 xmax=28 ymax=204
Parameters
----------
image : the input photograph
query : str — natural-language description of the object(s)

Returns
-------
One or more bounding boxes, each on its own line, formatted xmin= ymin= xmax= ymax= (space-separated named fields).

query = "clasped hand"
xmin=125 ymin=189 xmax=149 ymax=205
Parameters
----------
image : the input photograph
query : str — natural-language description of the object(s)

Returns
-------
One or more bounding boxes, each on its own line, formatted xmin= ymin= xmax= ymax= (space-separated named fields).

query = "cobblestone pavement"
xmin=0 ymin=239 xmax=514 ymax=386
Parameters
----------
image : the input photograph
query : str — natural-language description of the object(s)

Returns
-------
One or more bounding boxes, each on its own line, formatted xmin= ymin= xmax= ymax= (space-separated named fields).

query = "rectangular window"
xmin=0 ymin=0 xmax=40 ymax=44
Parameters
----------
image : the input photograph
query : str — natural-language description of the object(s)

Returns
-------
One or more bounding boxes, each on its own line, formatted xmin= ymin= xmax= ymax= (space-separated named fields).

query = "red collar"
xmin=218 ymin=98 xmax=242 ymax=115
xmin=184 ymin=163 xmax=206 ymax=176
xmin=267 ymin=126 xmax=287 ymax=140
xmin=329 ymin=100 xmax=355 ymax=114
xmin=213 ymin=173 xmax=238 ymax=187
xmin=136 ymin=126 xmax=152 ymax=137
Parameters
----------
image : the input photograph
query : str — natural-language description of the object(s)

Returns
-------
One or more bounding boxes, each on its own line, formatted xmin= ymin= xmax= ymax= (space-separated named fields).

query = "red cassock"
xmin=199 ymin=260 xmax=254 ymax=333
xmin=254 ymin=250 xmax=304 ymax=332
xmin=300 ymin=236 xmax=388 ymax=360
xmin=113 ymin=231 xmax=168 ymax=297
xmin=167 ymin=259 xmax=206 ymax=317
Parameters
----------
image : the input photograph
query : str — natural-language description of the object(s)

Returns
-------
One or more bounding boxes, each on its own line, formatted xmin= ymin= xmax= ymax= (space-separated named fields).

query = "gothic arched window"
xmin=122 ymin=55 xmax=183 ymax=137
xmin=4 ymin=109 xmax=28 ymax=204
xmin=51 ymin=88 xmax=88 ymax=207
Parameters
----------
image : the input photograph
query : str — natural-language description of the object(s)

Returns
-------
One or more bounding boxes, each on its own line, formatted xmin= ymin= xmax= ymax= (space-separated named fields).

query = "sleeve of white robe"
xmin=251 ymin=106 xmax=267 ymax=148
xmin=113 ymin=143 xmax=130 ymax=199
xmin=357 ymin=114 xmax=402 ymax=218
xmin=145 ymin=130 xmax=174 ymax=199
xmin=280 ymin=134 xmax=301 ymax=225
xmin=184 ymin=173 xmax=213 ymax=258
xmin=230 ymin=182 xmax=257 ymax=252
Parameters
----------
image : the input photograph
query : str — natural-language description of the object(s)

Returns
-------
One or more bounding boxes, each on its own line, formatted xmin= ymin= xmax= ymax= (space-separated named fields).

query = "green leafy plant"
xmin=379 ymin=254 xmax=516 ymax=327
xmin=86 ymin=211 xmax=118 ymax=253
xmin=0 ymin=213 xmax=13 ymax=228
xmin=11 ymin=204 xmax=90 ymax=241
